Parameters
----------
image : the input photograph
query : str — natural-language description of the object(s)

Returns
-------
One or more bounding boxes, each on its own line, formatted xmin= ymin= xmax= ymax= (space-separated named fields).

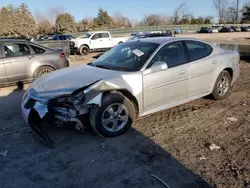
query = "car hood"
xmin=29 ymin=65 xmax=120 ymax=99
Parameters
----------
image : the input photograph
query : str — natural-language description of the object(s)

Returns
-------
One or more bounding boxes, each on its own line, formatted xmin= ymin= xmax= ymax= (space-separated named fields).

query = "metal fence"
xmin=70 ymin=24 xmax=249 ymax=37
xmin=35 ymin=40 xmax=70 ymax=57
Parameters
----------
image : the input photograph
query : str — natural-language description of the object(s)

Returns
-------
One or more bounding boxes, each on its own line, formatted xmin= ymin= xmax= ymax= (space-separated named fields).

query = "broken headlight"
xmin=71 ymin=89 xmax=85 ymax=106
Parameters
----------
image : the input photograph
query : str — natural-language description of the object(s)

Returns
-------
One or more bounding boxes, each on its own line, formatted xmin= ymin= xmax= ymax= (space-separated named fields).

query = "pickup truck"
xmin=71 ymin=31 xmax=129 ymax=55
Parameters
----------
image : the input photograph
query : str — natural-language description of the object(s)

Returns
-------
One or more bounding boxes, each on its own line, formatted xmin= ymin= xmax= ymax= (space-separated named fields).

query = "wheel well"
xmin=102 ymin=90 xmax=139 ymax=116
xmin=33 ymin=65 xmax=55 ymax=78
xmin=223 ymin=68 xmax=233 ymax=79
xmin=80 ymin=44 xmax=90 ymax=49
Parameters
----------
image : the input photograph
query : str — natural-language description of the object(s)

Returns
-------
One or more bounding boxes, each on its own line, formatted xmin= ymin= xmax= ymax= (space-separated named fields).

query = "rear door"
xmin=0 ymin=43 xmax=7 ymax=84
xmin=3 ymin=42 xmax=34 ymax=82
xmin=100 ymin=32 xmax=112 ymax=48
xmin=184 ymin=40 xmax=218 ymax=97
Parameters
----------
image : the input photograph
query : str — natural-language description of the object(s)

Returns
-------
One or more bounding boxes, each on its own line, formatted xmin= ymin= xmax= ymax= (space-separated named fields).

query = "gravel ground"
xmin=0 ymin=56 xmax=249 ymax=187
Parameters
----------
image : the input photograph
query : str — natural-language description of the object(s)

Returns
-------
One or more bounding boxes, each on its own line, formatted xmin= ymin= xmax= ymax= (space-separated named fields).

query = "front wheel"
xmin=90 ymin=93 xmax=136 ymax=137
xmin=80 ymin=45 xmax=89 ymax=56
xmin=211 ymin=71 xmax=232 ymax=100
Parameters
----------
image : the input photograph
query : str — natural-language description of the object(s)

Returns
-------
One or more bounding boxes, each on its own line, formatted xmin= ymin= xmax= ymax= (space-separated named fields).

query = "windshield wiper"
xmin=87 ymin=62 xmax=95 ymax=66
xmin=94 ymin=65 xmax=112 ymax=70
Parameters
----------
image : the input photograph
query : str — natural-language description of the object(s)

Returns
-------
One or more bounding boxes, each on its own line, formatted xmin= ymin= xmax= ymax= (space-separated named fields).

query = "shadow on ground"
xmin=0 ymin=82 xmax=212 ymax=188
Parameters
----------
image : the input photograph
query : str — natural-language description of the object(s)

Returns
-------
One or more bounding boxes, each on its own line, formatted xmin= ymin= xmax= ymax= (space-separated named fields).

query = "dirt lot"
xmin=0 ymin=53 xmax=250 ymax=188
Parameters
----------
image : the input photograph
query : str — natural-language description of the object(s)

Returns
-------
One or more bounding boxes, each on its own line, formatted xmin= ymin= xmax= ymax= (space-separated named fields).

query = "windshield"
xmin=92 ymin=42 xmax=159 ymax=72
xmin=78 ymin=33 xmax=92 ymax=39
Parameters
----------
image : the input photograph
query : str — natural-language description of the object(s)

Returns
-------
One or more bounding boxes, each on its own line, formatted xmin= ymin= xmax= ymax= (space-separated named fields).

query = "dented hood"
xmin=29 ymin=65 xmax=120 ymax=99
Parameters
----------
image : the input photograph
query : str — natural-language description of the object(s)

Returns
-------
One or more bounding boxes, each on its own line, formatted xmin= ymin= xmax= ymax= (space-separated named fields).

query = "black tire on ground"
xmin=118 ymin=41 xmax=123 ymax=44
xmin=211 ymin=70 xmax=232 ymax=100
xmin=90 ymin=93 xmax=136 ymax=137
xmin=80 ymin=45 xmax=89 ymax=56
xmin=35 ymin=66 xmax=55 ymax=78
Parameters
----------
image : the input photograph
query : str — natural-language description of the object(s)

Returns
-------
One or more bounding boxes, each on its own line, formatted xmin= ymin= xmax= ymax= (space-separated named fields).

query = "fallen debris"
xmin=0 ymin=150 xmax=8 ymax=157
xmin=150 ymin=174 xmax=171 ymax=188
xmin=199 ymin=156 xmax=208 ymax=160
xmin=227 ymin=117 xmax=238 ymax=122
xmin=91 ymin=154 xmax=101 ymax=163
xmin=208 ymin=143 xmax=221 ymax=151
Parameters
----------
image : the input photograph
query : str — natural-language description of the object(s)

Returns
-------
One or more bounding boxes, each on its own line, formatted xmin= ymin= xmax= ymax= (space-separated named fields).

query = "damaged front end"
xmin=21 ymin=83 xmax=104 ymax=147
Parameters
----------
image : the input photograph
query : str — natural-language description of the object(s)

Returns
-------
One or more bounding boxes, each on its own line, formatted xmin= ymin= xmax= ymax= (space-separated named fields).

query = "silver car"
xmin=21 ymin=37 xmax=240 ymax=144
xmin=0 ymin=39 xmax=69 ymax=87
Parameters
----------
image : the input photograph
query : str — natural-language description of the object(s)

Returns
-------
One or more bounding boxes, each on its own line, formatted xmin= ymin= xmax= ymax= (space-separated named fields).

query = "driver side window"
xmin=151 ymin=41 xmax=184 ymax=68
xmin=92 ymin=34 xmax=100 ymax=40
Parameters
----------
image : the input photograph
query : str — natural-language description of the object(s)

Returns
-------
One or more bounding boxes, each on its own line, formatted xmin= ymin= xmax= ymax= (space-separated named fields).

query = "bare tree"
xmin=235 ymin=0 xmax=240 ymax=21
xmin=173 ymin=2 xmax=189 ymax=24
xmin=213 ymin=0 xmax=228 ymax=23
xmin=47 ymin=6 xmax=64 ymax=25
xmin=112 ymin=12 xmax=131 ymax=27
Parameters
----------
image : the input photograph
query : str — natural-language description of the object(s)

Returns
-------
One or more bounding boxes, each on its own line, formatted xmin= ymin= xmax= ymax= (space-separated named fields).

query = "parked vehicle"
xmin=174 ymin=28 xmax=182 ymax=34
xmin=241 ymin=26 xmax=250 ymax=32
xmin=0 ymin=39 xmax=69 ymax=87
xmin=72 ymin=31 xmax=129 ymax=55
xmin=199 ymin=27 xmax=211 ymax=33
xmin=21 ymin=37 xmax=240 ymax=145
xmin=200 ymin=27 xmax=218 ymax=33
xmin=128 ymin=32 xmax=173 ymax=41
xmin=219 ymin=27 xmax=234 ymax=32
xmin=212 ymin=26 xmax=223 ymax=32
xmin=231 ymin=26 xmax=241 ymax=32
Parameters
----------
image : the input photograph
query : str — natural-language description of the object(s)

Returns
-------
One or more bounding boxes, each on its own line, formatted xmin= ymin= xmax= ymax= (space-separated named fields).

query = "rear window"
xmin=185 ymin=41 xmax=212 ymax=62
xmin=30 ymin=45 xmax=45 ymax=54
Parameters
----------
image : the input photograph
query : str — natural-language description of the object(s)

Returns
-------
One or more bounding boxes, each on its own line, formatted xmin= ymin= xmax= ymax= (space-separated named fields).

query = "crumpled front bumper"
xmin=21 ymin=93 xmax=54 ymax=147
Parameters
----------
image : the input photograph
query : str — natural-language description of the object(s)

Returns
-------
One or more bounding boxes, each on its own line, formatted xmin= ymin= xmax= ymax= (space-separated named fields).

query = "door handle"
xmin=28 ymin=55 xmax=35 ymax=59
xmin=180 ymin=69 xmax=187 ymax=74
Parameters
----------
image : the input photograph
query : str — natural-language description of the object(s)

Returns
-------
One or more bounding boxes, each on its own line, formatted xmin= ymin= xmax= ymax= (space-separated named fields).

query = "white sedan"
xmin=21 ymin=37 xmax=240 ymax=146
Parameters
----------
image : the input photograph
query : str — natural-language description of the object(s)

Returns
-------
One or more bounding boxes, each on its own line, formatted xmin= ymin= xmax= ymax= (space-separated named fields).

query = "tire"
xmin=35 ymin=66 xmax=54 ymax=78
xmin=118 ymin=41 xmax=123 ymax=44
xmin=80 ymin=45 xmax=89 ymax=56
xmin=90 ymin=93 xmax=136 ymax=137
xmin=211 ymin=71 xmax=232 ymax=100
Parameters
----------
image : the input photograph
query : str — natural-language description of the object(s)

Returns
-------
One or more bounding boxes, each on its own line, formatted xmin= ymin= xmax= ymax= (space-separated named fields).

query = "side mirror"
xmin=143 ymin=61 xmax=168 ymax=75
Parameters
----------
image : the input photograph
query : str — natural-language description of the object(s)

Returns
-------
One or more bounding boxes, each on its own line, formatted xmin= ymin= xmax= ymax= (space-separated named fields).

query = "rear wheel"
xmin=211 ymin=71 xmax=232 ymax=100
xmin=90 ymin=93 xmax=136 ymax=137
xmin=80 ymin=45 xmax=89 ymax=56
xmin=35 ymin=66 xmax=54 ymax=78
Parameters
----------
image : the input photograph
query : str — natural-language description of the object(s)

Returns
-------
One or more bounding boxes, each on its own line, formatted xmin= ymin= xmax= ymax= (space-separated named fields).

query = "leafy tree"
xmin=92 ymin=8 xmax=113 ymax=29
xmin=196 ymin=16 xmax=204 ymax=24
xmin=17 ymin=3 xmax=37 ymax=36
xmin=242 ymin=6 xmax=250 ymax=23
xmin=204 ymin=16 xmax=213 ymax=24
xmin=38 ymin=20 xmax=53 ymax=34
xmin=55 ymin=13 xmax=76 ymax=33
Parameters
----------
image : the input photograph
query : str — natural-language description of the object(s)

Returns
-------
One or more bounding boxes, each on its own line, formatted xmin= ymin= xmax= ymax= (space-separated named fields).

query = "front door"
xmin=143 ymin=41 xmax=189 ymax=114
xmin=3 ymin=42 xmax=33 ymax=83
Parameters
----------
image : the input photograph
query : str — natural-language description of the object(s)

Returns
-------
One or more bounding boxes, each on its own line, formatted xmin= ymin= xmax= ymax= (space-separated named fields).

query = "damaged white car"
xmin=21 ymin=37 xmax=240 ymax=146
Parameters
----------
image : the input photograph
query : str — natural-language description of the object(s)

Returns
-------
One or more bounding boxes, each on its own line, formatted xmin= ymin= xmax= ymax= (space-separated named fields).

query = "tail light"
xmin=59 ymin=52 xmax=65 ymax=58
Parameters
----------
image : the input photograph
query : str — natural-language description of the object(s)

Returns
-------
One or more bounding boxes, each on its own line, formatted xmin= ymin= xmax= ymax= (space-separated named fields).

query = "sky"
xmin=0 ymin=0 xmax=244 ymax=22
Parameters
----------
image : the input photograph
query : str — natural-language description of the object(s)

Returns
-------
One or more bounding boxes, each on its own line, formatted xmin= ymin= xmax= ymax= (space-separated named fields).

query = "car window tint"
xmin=4 ymin=43 xmax=30 ymax=57
xmin=100 ymin=33 xmax=109 ymax=38
xmin=185 ymin=41 xmax=211 ymax=61
xmin=151 ymin=41 xmax=184 ymax=68
xmin=30 ymin=45 xmax=45 ymax=54
xmin=92 ymin=34 xmax=100 ymax=39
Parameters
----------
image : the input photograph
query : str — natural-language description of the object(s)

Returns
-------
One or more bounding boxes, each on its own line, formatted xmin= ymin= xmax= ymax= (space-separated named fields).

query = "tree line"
xmin=1 ymin=1 xmax=250 ymax=37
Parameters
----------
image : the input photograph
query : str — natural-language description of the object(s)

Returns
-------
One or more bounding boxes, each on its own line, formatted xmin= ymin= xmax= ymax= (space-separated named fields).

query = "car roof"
xmin=0 ymin=39 xmax=28 ymax=43
xmin=134 ymin=37 xmax=205 ymax=45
